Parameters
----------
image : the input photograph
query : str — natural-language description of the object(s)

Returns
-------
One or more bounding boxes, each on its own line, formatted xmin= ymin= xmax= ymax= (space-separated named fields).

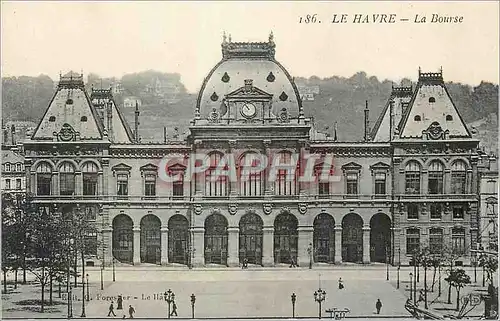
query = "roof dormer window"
xmin=49 ymin=116 xmax=56 ymax=122
xmin=446 ymin=115 xmax=453 ymax=121
xmin=414 ymin=115 xmax=421 ymax=122
xmin=66 ymin=98 xmax=74 ymax=105
xmin=81 ymin=116 xmax=88 ymax=122
xmin=429 ymin=97 xmax=436 ymax=103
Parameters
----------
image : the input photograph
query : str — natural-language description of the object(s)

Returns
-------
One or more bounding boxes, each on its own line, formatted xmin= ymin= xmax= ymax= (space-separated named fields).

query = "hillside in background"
xmin=2 ymin=71 xmax=498 ymax=152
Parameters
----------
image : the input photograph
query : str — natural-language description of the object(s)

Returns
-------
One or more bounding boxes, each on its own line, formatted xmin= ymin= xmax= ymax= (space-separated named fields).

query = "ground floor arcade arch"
xmin=313 ymin=213 xmax=335 ymax=263
xmin=204 ymin=214 xmax=228 ymax=265
xmin=370 ymin=213 xmax=391 ymax=263
xmin=169 ymin=215 xmax=189 ymax=264
xmin=274 ymin=212 xmax=298 ymax=264
xmin=239 ymin=213 xmax=263 ymax=265
xmin=140 ymin=214 xmax=161 ymax=264
xmin=342 ymin=213 xmax=363 ymax=263
xmin=112 ymin=214 xmax=133 ymax=264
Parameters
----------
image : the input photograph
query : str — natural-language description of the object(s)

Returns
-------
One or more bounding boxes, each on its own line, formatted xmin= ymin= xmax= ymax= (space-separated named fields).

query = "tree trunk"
xmin=456 ymin=288 xmax=460 ymax=311
xmin=431 ymin=267 xmax=436 ymax=292
xmin=14 ymin=269 xmax=18 ymax=289
xmin=417 ymin=263 xmax=420 ymax=282
xmin=74 ymin=254 xmax=77 ymax=288
xmin=81 ymin=252 xmax=85 ymax=315
xmin=3 ymin=269 xmax=7 ymax=293
xmin=49 ymin=274 xmax=53 ymax=305
xmin=438 ymin=266 xmax=442 ymax=297
xmin=41 ymin=267 xmax=45 ymax=313
xmin=424 ymin=266 xmax=428 ymax=309
xmin=22 ymin=247 xmax=26 ymax=284
xmin=58 ymin=281 xmax=61 ymax=298
xmin=447 ymin=261 xmax=453 ymax=304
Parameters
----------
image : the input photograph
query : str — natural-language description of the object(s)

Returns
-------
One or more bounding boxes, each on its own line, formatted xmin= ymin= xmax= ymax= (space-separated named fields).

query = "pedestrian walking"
xmin=376 ymin=299 xmax=382 ymax=314
xmin=128 ymin=305 xmax=135 ymax=318
xmin=289 ymin=255 xmax=297 ymax=268
xmin=338 ymin=277 xmax=344 ymax=290
xmin=418 ymin=290 xmax=424 ymax=303
xmin=170 ymin=301 xmax=178 ymax=317
xmin=108 ymin=301 xmax=117 ymax=317
xmin=117 ymin=295 xmax=123 ymax=310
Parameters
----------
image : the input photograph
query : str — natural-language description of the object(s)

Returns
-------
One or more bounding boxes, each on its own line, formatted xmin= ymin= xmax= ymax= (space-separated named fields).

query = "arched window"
xmin=239 ymin=153 xmax=263 ymax=196
xmin=49 ymin=116 xmax=56 ymax=122
xmin=414 ymin=115 xmax=421 ymax=121
xmin=59 ymin=162 xmax=76 ymax=196
xmin=451 ymin=160 xmax=467 ymax=194
xmin=205 ymin=152 xmax=228 ymax=196
xmin=405 ymin=161 xmax=421 ymax=194
xmin=274 ymin=151 xmax=296 ymax=196
xmin=36 ymin=162 xmax=52 ymax=195
xmin=81 ymin=116 xmax=88 ymax=122
xmin=428 ymin=161 xmax=444 ymax=194
xmin=5 ymin=163 xmax=11 ymax=172
xmin=82 ymin=162 xmax=99 ymax=196
xmin=429 ymin=97 xmax=436 ymax=103
xmin=446 ymin=115 xmax=453 ymax=121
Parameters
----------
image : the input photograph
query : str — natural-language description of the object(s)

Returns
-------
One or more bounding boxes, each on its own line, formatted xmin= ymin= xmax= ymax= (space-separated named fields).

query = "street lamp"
xmin=100 ymin=264 xmax=104 ymax=290
xmin=472 ymin=255 xmax=477 ymax=283
xmin=68 ymin=284 xmax=73 ymax=319
xmin=409 ymin=273 xmax=413 ymax=302
xmin=190 ymin=293 xmax=196 ymax=319
xmin=386 ymin=244 xmax=389 ymax=281
xmin=313 ymin=288 xmax=326 ymax=319
xmin=164 ymin=289 xmax=175 ymax=318
xmin=86 ymin=273 xmax=89 ymax=302
xmin=307 ymin=243 xmax=313 ymax=269
xmin=112 ymin=257 xmax=116 ymax=282
xmin=80 ymin=275 xmax=86 ymax=317
xmin=397 ymin=248 xmax=401 ymax=289
xmin=291 ymin=292 xmax=296 ymax=318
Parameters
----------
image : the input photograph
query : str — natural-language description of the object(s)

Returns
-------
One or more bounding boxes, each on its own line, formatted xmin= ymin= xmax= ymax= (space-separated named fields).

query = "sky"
xmin=1 ymin=1 xmax=499 ymax=93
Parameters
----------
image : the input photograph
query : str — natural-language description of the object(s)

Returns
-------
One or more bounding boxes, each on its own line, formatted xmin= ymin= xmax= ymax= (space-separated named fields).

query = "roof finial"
xmin=269 ymin=31 xmax=274 ymax=43
xmin=223 ymin=31 xmax=227 ymax=44
xmin=228 ymin=33 xmax=232 ymax=43
xmin=418 ymin=66 xmax=421 ymax=76
xmin=440 ymin=66 xmax=443 ymax=74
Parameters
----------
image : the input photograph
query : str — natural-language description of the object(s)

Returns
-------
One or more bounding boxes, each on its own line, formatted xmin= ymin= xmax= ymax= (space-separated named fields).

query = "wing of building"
xmin=13 ymin=35 xmax=497 ymax=268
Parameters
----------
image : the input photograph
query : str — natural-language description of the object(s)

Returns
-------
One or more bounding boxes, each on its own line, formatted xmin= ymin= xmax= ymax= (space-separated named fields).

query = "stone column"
xmin=444 ymin=169 xmax=451 ymax=194
xmin=191 ymin=227 xmax=205 ymax=267
xmin=334 ymin=225 xmax=343 ymax=264
xmin=466 ymin=169 xmax=473 ymax=194
xmin=103 ymin=226 xmax=113 ymax=267
xmin=53 ymin=171 xmax=59 ymax=196
xmin=471 ymin=159 xmax=479 ymax=194
xmin=227 ymin=227 xmax=239 ymax=267
xmin=160 ymin=226 xmax=169 ymax=266
xmin=133 ymin=225 xmax=141 ymax=265
xmin=75 ymin=172 xmax=82 ymax=195
xmin=297 ymin=226 xmax=313 ymax=267
xmin=363 ymin=225 xmax=371 ymax=264
xmin=421 ymin=170 xmax=428 ymax=194
xmin=392 ymin=227 xmax=402 ymax=266
xmin=262 ymin=226 xmax=274 ymax=267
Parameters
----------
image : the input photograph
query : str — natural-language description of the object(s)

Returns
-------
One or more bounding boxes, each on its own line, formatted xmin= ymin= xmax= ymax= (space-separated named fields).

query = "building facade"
xmin=21 ymin=35 xmax=485 ymax=267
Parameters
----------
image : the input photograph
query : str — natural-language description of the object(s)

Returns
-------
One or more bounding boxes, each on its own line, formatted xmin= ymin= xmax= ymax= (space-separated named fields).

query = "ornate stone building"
xmin=23 ymin=35 xmax=483 ymax=267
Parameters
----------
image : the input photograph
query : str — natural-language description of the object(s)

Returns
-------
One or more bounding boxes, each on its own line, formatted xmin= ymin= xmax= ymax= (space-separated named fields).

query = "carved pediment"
xmin=370 ymin=162 xmax=390 ymax=171
xmin=140 ymin=163 xmax=158 ymax=171
xmin=112 ymin=163 xmax=132 ymax=173
xmin=168 ymin=163 xmax=187 ymax=172
xmin=341 ymin=162 xmax=362 ymax=171
xmin=226 ymin=82 xmax=273 ymax=100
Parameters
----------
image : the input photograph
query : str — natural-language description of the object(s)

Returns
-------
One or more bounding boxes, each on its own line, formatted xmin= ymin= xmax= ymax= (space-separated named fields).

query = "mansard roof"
xmin=90 ymin=88 xmax=134 ymax=143
xmin=371 ymin=85 xmax=413 ymax=141
xmin=398 ymin=69 xmax=471 ymax=139
xmin=32 ymin=72 xmax=104 ymax=141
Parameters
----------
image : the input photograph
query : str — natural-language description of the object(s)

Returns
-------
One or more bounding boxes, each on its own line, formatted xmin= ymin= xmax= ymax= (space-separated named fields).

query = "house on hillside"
xmin=123 ymin=96 xmax=142 ymax=108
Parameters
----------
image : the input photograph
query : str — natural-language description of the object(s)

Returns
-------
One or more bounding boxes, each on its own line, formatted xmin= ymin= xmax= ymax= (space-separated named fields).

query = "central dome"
xmin=195 ymin=33 xmax=303 ymax=120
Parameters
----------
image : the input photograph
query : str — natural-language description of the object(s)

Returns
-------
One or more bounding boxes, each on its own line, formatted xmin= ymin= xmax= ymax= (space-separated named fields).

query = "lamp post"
xmin=80 ymin=275 xmax=86 ymax=317
xmin=313 ymin=288 xmax=326 ymax=319
xmin=307 ymin=243 xmax=313 ymax=269
xmin=291 ymin=292 xmax=296 ymax=318
xmin=386 ymin=244 xmax=389 ymax=281
xmin=112 ymin=257 xmax=116 ymax=282
xmin=409 ymin=273 xmax=413 ymax=302
xmin=86 ymin=273 xmax=89 ymax=302
xmin=190 ymin=293 xmax=196 ymax=319
xmin=100 ymin=264 xmax=104 ymax=290
xmin=68 ymin=284 xmax=73 ymax=319
xmin=473 ymin=255 xmax=477 ymax=283
xmin=164 ymin=289 xmax=175 ymax=318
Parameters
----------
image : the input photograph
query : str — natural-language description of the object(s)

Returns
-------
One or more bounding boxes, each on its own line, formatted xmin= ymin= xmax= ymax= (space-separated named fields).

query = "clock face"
xmin=241 ymin=103 xmax=257 ymax=118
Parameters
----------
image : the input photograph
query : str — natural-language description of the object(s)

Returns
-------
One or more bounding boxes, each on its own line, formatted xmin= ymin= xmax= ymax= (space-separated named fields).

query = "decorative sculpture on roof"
xmin=54 ymin=123 xmax=80 ymax=141
xmin=423 ymin=121 xmax=448 ymax=140
xmin=208 ymin=108 xmax=220 ymax=123
xmin=277 ymin=108 xmax=290 ymax=123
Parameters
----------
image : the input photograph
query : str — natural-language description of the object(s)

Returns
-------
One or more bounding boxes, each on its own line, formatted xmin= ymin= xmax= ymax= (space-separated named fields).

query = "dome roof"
xmin=195 ymin=34 xmax=303 ymax=119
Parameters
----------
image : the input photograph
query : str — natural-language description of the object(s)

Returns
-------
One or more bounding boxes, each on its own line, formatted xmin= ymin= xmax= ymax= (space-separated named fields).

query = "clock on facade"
xmin=241 ymin=103 xmax=257 ymax=119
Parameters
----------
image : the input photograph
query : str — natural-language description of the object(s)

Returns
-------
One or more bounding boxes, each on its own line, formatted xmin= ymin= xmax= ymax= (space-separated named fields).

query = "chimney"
xmin=106 ymin=101 xmax=113 ymax=141
xmin=389 ymin=99 xmax=395 ymax=141
xmin=11 ymin=125 xmax=16 ymax=145
xmin=364 ymin=101 xmax=370 ymax=141
xmin=134 ymin=101 xmax=140 ymax=143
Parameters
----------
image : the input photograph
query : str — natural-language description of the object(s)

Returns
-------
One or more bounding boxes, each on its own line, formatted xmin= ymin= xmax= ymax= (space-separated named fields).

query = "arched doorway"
xmin=112 ymin=215 xmax=133 ymax=264
xmin=313 ymin=214 xmax=335 ymax=263
xmin=168 ymin=215 xmax=189 ymax=265
xmin=239 ymin=213 xmax=263 ymax=265
xmin=274 ymin=213 xmax=298 ymax=264
xmin=370 ymin=213 xmax=391 ymax=263
xmin=140 ymin=215 xmax=161 ymax=264
xmin=342 ymin=213 xmax=363 ymax=263
xmin=204 ymin=214 xmax=228 ymax=265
